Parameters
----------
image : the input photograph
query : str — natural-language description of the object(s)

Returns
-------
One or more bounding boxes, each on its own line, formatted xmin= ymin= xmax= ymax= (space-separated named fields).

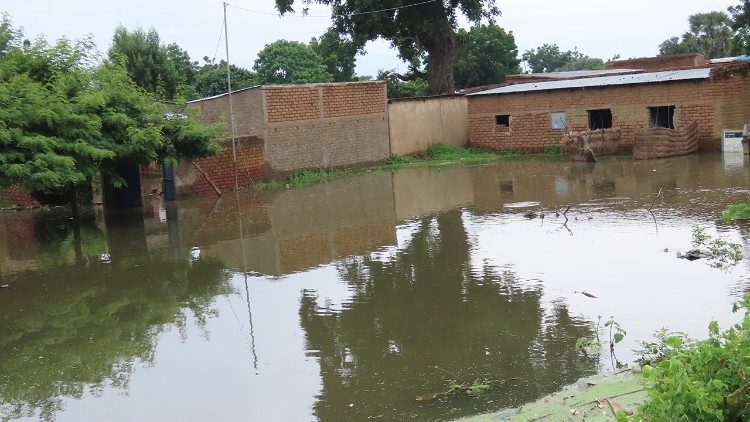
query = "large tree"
xmin=729 ymin=0 xmax=750 ymax=54
xmin=453 ymin=23 xmax=520 ymax=89
xmin=522 ymin=44 xmax=604 ymax=73
xmin=0 ymin=17 xmax=221 ymax=208
xmin=309 ymin=27 xmax=359 ymax=82
xmin=253 ymin=40 xmax=333 ymax=84
xmin=658 ymin=11 xmax=734 ymax=59
xmin=274 ymin=0 xmax=499 ymax=95
xmin=107 ymin=26 xmax=196 ymax=100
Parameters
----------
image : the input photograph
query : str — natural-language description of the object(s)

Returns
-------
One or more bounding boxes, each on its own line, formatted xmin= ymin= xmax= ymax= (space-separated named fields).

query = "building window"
xmin=649 ymin=106 xmax=675 ymax=129
xmin=551 ymin=111 xmax=567 ymax=129
xmin=495 ymin=114 xmax=510 ymax=126
xmin=588 ymin=109 xmax=612 ymax=130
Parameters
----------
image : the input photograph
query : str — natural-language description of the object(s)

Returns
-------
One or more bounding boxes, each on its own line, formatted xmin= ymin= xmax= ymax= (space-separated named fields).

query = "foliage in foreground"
xmin=632 ymin=293 xmax=750 ymax=421
xmin=0 ymin=16 xmax=222 ymax=201
xmin=721 ymin=203 xmax=750 ymax=222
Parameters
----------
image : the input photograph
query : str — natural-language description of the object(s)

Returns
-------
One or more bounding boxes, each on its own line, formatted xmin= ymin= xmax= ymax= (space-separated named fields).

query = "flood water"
xmin=1 ymin=153 xmax=749 ymax=421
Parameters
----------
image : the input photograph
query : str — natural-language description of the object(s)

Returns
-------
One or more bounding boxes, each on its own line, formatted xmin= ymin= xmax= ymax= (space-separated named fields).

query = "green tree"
xmin=192 ymin=58 xmax=258 ymax=99
xmin=729 ymin=0 xmax=750 ymax=54
xmin=376 ymin=69 xmax=427 ymax=98
xmin=274 ymin=0 xmax=500 ymax=96
xmin=658 ymin=11 xmax=734 ymax=59
xmin=453 ymin=23 xmax=520 ymax=89
xmin=522 ymin=44 xmax=604 ymax=73
xmin=309 ymin=27 xmax=359 ymax=82
xmin=253 ymin=40 xmax=333 ymax=84
xmin=0 ymin=19 xmax=221 ymax=208
xmin=107 ymin=26 xmax=195 ymax=100
xmin=0 ymin=25 xmax=112 ymax=204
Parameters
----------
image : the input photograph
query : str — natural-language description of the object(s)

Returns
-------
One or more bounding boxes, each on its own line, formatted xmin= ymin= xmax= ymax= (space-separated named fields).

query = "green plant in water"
xmin=634 ymin=293 xmax=750 ymax=421
xmin=380 ymin=154 xmax=414 ymax=166
xmin=575 ymin=336 xmax=602 ymax=356
xmin=448 ymin=378 xmax=492 ymax=397
xmin=542 ymin=145 xmax=563 ymax=157
xmin=255 ymin=168 xmax=347 ymax=190
xmin=721 ymin=203 xmax=750 ymax=222
xmin=605 ymin=316 xmax=626 ymax=351
xmin=691 ymin=225 xmax=743 ymax=268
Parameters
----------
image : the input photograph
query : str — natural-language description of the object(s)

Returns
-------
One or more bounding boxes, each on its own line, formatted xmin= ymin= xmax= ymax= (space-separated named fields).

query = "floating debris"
xmin=504 ymin=201 xmax=541 ymax=209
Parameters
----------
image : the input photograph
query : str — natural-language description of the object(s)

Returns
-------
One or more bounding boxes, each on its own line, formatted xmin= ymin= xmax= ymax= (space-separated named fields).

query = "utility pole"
xmin=223 ymin=1 xmax=239 ymax=189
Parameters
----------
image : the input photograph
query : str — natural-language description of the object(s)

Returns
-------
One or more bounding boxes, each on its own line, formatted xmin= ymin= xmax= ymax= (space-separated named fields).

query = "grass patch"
xmin=0 ymin=199 xmax=10 ymax=209
xmin=721 ymin=203 xmax=750 ymax=222
xmin=542 ymin=145 xmax=564 ymax=157
xmin=255 ymin=168 xmax=347 ymax=190
xmin=379 ymin=144 xmax=524 ymax=170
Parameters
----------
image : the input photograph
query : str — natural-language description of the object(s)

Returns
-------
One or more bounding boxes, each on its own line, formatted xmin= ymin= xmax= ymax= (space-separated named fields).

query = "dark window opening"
xmin=495 ymin=115 xmax=510 ymax=126
xmin=649 ymin=106 xmax=675 ymax=129
xmin=588 ymin=109 xmax=612 ymax=130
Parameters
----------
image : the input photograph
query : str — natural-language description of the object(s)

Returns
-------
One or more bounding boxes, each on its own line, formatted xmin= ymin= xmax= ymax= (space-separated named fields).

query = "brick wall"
xmin=175 ymin=136 xmax=265 ymax=196
xmin=605 ymin=54 xmax=706 ymax=71
xmin=189 ymin=87 xmax=265 ymax=137
xmin=468 ymin=68 xmax=750 ymax=153
xmin=186 ymin=81 xmax=389 ymax=185
xmin=261 ymin=81 xmax=389 ymax=178
xmin=0 ymin=186 xmax=37 ymax=207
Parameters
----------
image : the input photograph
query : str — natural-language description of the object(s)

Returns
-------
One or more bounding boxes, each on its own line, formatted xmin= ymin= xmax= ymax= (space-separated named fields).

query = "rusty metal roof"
xmin=468 ymin=68 xmax=712 ymax=96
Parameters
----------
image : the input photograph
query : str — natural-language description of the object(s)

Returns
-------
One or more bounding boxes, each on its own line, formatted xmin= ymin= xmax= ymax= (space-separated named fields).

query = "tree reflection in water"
xmin=300 ymin=210 xmax=598 ymax=421
xmin=0 ymin=214 xmax=232 ymax=421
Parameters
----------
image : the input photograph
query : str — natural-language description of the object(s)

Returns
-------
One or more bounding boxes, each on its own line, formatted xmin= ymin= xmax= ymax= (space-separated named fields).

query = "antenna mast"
xmin=223 ymin=2 xmax=239 ymax=188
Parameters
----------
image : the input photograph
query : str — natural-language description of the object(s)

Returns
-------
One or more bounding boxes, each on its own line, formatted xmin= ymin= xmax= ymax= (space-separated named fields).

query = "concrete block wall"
xmin=468 ymin=69 xmax=750 ymax=153
xmin=261 ymin=81 xmax=389 ymax=178
xmin=388 ymin=95 xmax=468 ymax=156
xmin=183 ymin=81 xmax=389 ymax=188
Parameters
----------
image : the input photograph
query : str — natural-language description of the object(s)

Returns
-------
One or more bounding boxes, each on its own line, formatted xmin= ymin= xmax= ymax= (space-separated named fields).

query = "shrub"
xmin=638 ymin=293 xmax=750 ymax=421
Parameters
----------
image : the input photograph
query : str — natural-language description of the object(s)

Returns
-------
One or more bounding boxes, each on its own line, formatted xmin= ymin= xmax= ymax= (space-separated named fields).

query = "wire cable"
xmin=226 ymin=0 xmax=438 ymax=18
xmin=211 ymin=18 xmax=225 ymax=64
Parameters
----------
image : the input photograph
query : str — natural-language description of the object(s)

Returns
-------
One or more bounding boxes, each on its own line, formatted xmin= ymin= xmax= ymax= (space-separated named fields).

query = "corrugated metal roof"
xmin=513 ymin=68 xmax=641 ymax=79
xmin=468 ymin=68 xmax=711 ymax=96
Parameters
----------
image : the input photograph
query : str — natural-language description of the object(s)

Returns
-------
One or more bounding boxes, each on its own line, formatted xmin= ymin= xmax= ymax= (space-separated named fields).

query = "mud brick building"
xmin=176 ymin=81 xmax=389 ymax=195
xmin=467 ymin=55 xmax=750 ymax=153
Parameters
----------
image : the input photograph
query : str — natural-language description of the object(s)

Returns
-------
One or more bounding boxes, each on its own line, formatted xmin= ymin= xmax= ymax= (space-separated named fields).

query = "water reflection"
xmin=0 ymin=153 xmax=748 ymax=421
xmin=0 ymin=215 xmax=231 ymax=421
xmin=301 ymin=210 xmax=596 ymax=421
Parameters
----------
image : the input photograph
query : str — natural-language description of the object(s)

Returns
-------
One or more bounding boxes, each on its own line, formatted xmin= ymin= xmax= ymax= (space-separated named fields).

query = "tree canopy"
xmin=658 ymin=11 xmax=734 ymax=59
xmin=453 ymin=23 xmax=520 ymax=89
xmin=376 ymin=69 xmax=428 ymax=98
xmin=522 ymin=44 xmax=604 ymax=73
xmin=0 ymin=17 xmax=221 ymax=202
xmin=729 ymin=1 xmax=750 ymax=54
xmin=274 ymin=0 xmax=500 ymax=95
xmin=192 ymin=58 xmax=258 ymax=98
xmin=253 ymin=40 xmax=333 ymax=84
xmin=309 ymin=27 xmax=359 ymax=82
xmin=107 ymin=26 xmax=196 ymax=100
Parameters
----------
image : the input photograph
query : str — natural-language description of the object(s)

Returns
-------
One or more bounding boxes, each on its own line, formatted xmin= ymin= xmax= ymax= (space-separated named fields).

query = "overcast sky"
xmin=3 ymin=0 xmax=738 ymax=76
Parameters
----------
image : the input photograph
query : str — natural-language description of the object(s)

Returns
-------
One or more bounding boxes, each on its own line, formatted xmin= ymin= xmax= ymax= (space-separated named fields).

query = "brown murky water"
xmin=1 ymin=153 xmax=749 ymax=421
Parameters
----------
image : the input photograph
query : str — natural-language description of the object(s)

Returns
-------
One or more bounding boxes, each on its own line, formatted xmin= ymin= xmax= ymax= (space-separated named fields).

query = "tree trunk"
xmin=68 ymin=185 xmax=80 ymax=217
xmin=425 ymin=20 xmax=457 ymax=96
